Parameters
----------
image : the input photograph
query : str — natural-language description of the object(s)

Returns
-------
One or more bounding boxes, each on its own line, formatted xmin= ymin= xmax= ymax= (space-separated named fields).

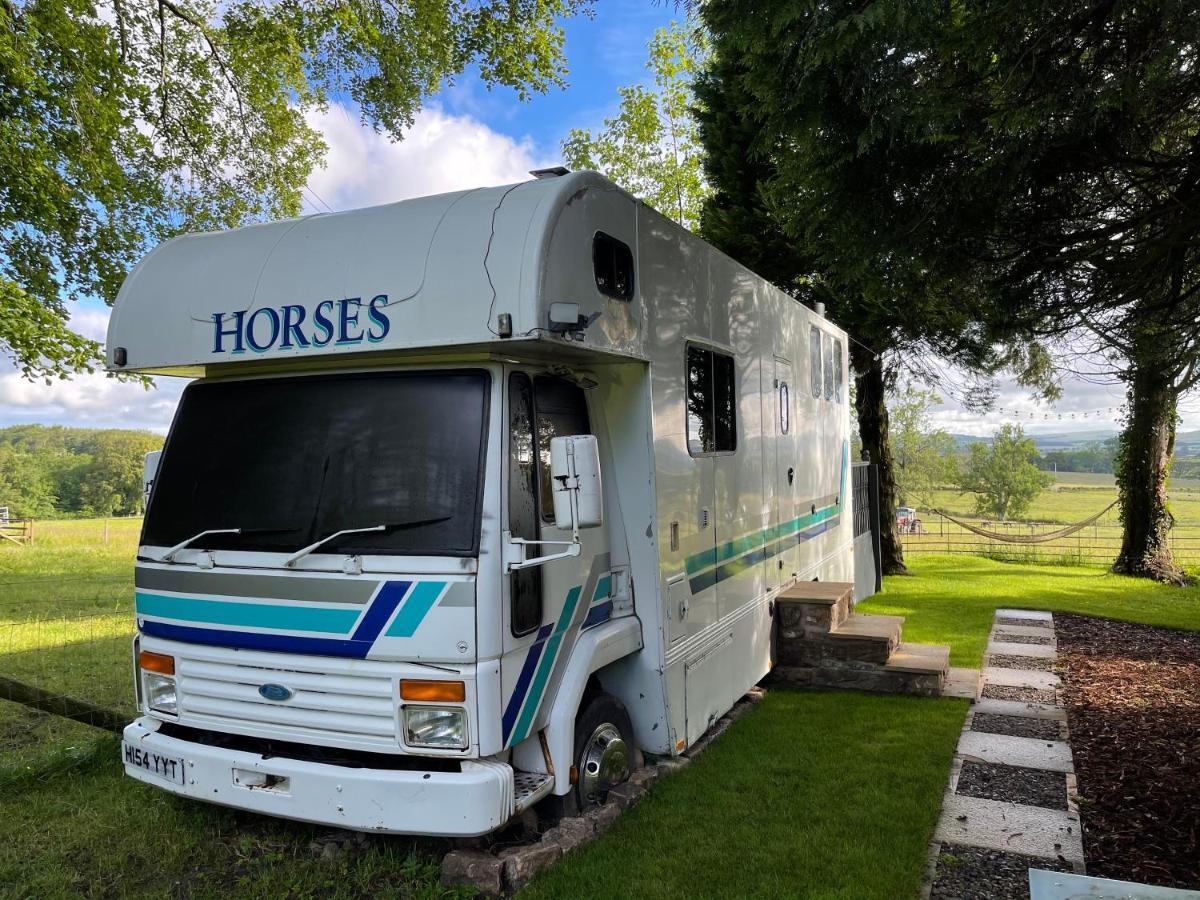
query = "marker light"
xmin=139 ymin=651 xmax=175 ymax=675
xmin=400 ymin=679 xmax=465 ymax=703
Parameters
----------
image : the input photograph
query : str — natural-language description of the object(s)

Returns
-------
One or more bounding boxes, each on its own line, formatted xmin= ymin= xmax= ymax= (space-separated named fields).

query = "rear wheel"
xmin=571 ymin=693 xmax=634 ymax=809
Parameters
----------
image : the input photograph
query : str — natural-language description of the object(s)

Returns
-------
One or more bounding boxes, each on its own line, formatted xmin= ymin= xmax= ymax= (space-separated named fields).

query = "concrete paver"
xmin=958 ymin=729 xmax=1073 ymax=773
xmin=987 ymin=640 xmax=1056 ymax=659
xmin=935 ymin=794 xmax=1084 ymax=865
xmin=971 ymin=698 xmax=1066 ymax=721
xmin=982 ymin=667 xmax=1061 ymax=690
xmin=994 ymin=609 xmax=1053 ymax=622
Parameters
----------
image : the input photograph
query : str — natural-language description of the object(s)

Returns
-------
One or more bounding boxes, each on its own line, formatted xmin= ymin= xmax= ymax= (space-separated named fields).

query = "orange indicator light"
xmin=139 ymin=651 xmax=175 ymax=675
xmin=400 ymin=679 xmax=466 ymax=702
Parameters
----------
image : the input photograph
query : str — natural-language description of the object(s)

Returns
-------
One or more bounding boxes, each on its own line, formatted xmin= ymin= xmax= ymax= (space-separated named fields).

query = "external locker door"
xmin=774 ymin=358 xmax=798 ymax=577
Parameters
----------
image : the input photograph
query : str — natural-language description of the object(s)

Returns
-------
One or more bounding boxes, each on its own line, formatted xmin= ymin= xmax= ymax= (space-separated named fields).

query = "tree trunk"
xmin=1113 ymin=352 xmax=1185 ymax=584
xmin=852 ymin=344 xmax=907 ymax=575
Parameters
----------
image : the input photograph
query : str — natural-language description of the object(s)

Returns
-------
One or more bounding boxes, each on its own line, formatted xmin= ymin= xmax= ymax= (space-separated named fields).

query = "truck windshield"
xmin=142 ymin=369 xmax=490 ymax=557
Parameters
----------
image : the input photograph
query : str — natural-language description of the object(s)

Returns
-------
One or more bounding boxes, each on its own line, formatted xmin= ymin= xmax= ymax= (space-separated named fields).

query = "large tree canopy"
xmin=695 ymin=0 xmax=1046 ymax=574
xmin=0 ymin=0 xmax=587 ymax=380
xmin=696 ymin=0 xmax=1198 ymax=581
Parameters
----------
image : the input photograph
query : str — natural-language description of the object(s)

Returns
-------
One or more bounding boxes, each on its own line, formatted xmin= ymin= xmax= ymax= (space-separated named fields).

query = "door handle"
xmin=787 ymin=467 xmax=795 ymax=485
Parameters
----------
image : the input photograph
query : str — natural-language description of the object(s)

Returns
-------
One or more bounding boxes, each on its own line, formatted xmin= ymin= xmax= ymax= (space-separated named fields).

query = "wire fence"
xmin=0 ymin=585 xmax=136 ymax=777
xmin=900 ymin=512 xmax=1200 ymax=567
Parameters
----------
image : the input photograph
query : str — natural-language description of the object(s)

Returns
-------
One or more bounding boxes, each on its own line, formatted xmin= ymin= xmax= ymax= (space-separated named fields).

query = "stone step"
xmin=777 ymin=612 xmax=904 ymax=667
xmin=884 ymin=642 xmax=950 ymax=675
xmin=806 ymin=661 xmax=944 ymax=696
xmin=776 ymin=581 xmax=855 ymax=638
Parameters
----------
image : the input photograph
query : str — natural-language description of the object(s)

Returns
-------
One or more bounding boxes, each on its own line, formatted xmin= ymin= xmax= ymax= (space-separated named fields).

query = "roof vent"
xmin=529 ymin=166 xmax=570 ymax=179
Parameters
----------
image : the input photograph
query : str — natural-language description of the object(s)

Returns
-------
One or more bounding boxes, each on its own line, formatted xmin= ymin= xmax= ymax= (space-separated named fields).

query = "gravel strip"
xmin=930 ymin=844 xmax=1071 ymax=900
xmin=955 ymin=760 xmax=1068 ymax=810
xmin=996 ymin=617 xmax=1050 ymax=628
xmin=989 ymin=654 xmax=1053 ymax=672
xmin=971 ymin=712 xmax=1061 ymax=741
xmin=993 ymin=632 xmax=1053 ymax=646
xmin=981 ymin=684 xmax=1057 ymax=705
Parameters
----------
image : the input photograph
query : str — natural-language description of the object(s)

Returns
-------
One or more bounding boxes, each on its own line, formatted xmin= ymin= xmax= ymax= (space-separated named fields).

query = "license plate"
xmin=122 ymin=741 xmax=185 ymax=786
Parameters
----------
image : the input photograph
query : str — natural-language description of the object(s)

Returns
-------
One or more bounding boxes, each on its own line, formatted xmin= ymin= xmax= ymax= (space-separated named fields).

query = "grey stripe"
xmin=135 ymin=566 xmax=377 ymax=604
xmin=438 ymin=582 xmax=476 ymax=607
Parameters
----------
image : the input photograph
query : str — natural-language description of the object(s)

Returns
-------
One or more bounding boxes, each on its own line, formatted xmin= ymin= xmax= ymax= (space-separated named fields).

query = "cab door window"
xmin=534 ymin=376 xmax=591 ymax=522
xmin=508 ymin=373 xmax=541 ymax=635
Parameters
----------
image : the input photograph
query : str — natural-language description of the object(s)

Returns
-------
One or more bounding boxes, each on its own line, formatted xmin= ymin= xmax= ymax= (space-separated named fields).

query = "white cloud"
xmin=304 ymin=102 xmax=550 ymax=212
xmin=2 ymin=104 xmax=554 ymax=432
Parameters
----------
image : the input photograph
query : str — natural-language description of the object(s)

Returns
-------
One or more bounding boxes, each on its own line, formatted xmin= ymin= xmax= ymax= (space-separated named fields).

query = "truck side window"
xmin=593 ymin=232 xmax=634 ymax=300
xmin=833 ymin=339 xmax=844 ymax=403
xmin=810 ymin=326 xmax=823 ymax=399
xmin=686 ymin=345 xmax=737 ymax=455
xmin=508 ymin=373 xmax=542 ymax=635
xmin=823 ymin=332 xmax=835 ymax=402
xmin=534 ymin=376 xmax=591 ymax=523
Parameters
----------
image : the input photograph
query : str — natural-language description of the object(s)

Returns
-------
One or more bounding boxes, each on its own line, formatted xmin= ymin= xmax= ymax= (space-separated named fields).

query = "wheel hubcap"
xmin=579 ymin=722 xmax=630 ymax=803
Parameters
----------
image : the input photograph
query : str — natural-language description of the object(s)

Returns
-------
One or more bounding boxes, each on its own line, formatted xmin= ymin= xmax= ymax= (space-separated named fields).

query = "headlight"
xmin=403 ymin=706 xmax=467 ymax=749
xmin=143 ymin=672 xmax=178 ymax=716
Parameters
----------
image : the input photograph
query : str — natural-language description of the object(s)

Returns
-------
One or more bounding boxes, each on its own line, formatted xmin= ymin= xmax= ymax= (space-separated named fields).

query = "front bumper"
xmin=121 ymin=717 xmax=514 ymax=836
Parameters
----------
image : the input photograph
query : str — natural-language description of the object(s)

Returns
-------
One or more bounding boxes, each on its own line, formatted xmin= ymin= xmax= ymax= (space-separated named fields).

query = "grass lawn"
xmin=859 ymin=555 xmax=1200 ymax=668
xmin=0 ymin=737 xmax=465 ymax=900
xmin=524 ymin=691 xmax=967 ymax=900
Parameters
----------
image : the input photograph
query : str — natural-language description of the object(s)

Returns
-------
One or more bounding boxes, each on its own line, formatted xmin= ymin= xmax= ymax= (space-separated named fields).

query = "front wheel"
xmin=572 ymin=693 xmax=634 ymax=809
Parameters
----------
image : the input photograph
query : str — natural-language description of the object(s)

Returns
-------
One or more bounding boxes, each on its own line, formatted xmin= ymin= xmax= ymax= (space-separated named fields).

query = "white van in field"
xmin=110 ymin=170 xmax=855 ymax=836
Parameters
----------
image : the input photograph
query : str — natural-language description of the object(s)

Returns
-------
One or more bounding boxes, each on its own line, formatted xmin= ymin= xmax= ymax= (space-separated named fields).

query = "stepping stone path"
xmin=926 ymin=609 xmax=1085 ymax=900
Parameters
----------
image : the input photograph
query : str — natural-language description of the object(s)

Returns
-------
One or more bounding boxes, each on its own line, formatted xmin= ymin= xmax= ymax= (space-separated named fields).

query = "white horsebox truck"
xmin=109 ymin=169 xmax=854 ymax=836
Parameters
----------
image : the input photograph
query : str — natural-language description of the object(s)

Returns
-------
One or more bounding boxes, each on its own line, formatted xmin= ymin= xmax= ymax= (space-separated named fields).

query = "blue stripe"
xmin=353 ymin=580 xmax=412 ymax=641
xmin=582 ymin=600 xmax=613 ymax=629
xmin=140 ymin=620 xmax=373 ymax=657
xmin=686 ymin=514 xmax=840 ymax=594
xmin=384 ymin=581 xmax=446 ymax=638
xmin=135 ymin=591 xmax=360 ymax=634
xmin=592 ymin=574 xmax=612 ymax=602
xmin=501 ymin=622 xmax=554 ymax=743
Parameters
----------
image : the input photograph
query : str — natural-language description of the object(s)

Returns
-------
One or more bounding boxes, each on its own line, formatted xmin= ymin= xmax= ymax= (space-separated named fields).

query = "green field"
xmin=0 ymin=518 xmax=139 ymax=776
xmin=4 ymin=524 xmax=1200 ymax=897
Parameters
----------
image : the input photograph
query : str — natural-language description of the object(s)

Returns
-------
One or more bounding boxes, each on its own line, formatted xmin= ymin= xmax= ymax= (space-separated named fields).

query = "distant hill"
xmin=952 ymin=428 xmax=1200 ymax=454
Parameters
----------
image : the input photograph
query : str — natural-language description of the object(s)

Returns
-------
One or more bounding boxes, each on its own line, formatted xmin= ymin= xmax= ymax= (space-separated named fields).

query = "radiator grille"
xmin=175 ymin=654 xmax=399 ymax=751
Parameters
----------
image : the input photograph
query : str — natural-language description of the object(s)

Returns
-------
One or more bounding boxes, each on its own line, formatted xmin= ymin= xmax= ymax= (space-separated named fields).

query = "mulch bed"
xmin=971 ymin=712 xmax=1061 ymax=741
xmin=930 ymin=844 xmax=1070 ymax=900
xmin=981 ymin=684 xmax=1057 ymax=705
xmin=992 ymin=632 xmax=1053 ymax=646
xmin=955 ymin=760 xmax=1067 ymax=811
xmin=988 ymin=654 xmax=1054 ymax=672
xmin=1056 ymin=614 xmax=1200 ymax=889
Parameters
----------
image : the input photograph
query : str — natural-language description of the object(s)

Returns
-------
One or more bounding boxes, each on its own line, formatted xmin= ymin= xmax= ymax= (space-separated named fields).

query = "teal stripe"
xmin=592 ymin=574 xmax=612 ymax=602
xmin=384 ymin=581 xmax=445 ymax=638
xmin=685 ymin=505 xmax=840 ymax=577
xmin=510 ymin=586 xmax=583 ymax=745
xmin=135 ymin=591 xmax=360 ymax=634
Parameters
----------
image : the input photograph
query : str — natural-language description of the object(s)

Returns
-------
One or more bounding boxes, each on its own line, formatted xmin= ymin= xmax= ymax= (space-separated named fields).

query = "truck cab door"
xmin=499 ymin=371 xmax=610 ymax=750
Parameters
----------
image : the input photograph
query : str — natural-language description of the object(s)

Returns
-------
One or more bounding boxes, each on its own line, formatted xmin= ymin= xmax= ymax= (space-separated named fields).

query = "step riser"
xmin=772 ymin=665 xmax=945 ymax=697
xmin=779 ymin=634 xmax=898 ymax=667
xmin=776 ymin=592 xmax=852 ymax=639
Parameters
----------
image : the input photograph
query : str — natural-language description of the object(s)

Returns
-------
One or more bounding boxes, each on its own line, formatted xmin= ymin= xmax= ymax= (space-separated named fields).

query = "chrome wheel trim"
xmin=579 ymin=721 xmax=630 ymax=803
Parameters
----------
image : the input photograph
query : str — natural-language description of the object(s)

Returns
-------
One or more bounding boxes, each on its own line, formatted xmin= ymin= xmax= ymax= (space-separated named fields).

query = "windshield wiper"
xmin=282 ymin=516 xmax=452 ymax=568
xmin=155 ymin=527 xmax=303 ymax=564
xmin=158 ymin=528 xmax=242 ymax=563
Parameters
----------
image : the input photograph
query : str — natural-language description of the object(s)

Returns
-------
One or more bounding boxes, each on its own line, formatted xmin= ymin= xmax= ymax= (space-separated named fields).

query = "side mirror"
xmin=550 ymin=435 xmax=603 ymax=531
xmin=143 ymin=450 xmax=162 ymax=509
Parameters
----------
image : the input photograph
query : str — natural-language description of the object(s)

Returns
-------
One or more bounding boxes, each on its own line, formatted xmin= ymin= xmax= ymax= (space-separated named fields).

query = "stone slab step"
xmin=991 ymin=622 xmax=1056 ymax=638
xmin=957 ymin=731 xmax=1074 ymax=772
xmin=884 ymin=642 xmax=950 ymax=675
xmin=942 ymin=667 xmax=982 ymax=700
xmin=982 ymin=667 xmax=1060 ymax=690
xmin=971 ymin=698 xmax=1066 ymax=721
xmin=778 ymin=581 xmax=854 ymax=605
xmin=829 ymin=613 xmax=904 ymax=642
